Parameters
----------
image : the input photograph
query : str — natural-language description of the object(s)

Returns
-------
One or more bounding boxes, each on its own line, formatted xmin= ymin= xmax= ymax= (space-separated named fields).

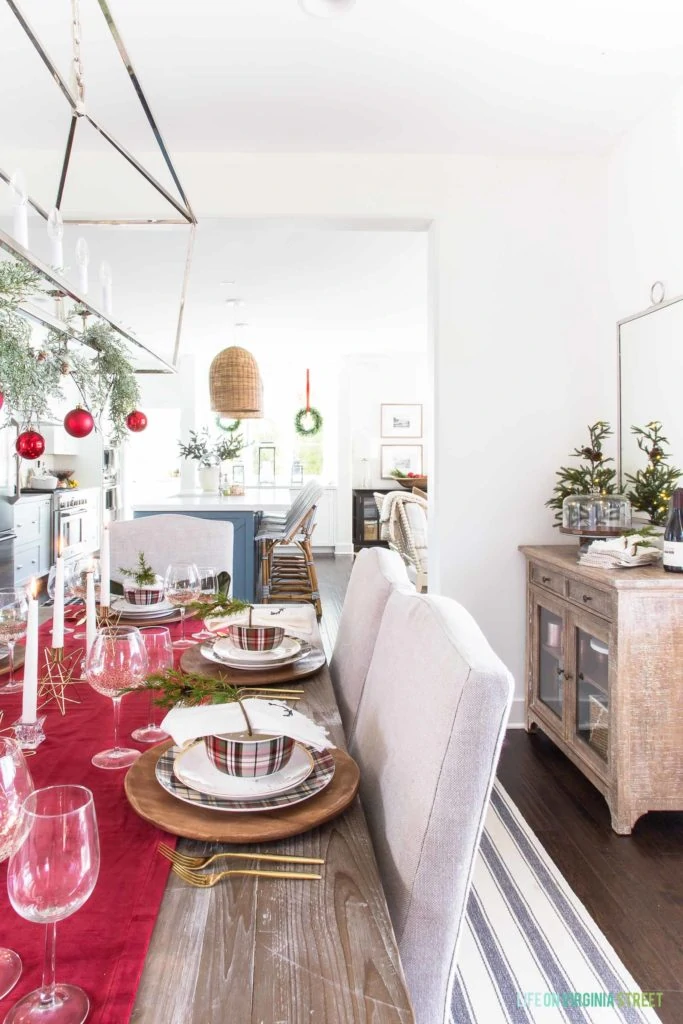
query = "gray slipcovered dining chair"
xmin=109 ymin=515 xmax=234 ymax=592
xmin=329 ymin=546 xmax=411 ymax=739
xmin=349 ymin=589 xmax=513 ymax=1024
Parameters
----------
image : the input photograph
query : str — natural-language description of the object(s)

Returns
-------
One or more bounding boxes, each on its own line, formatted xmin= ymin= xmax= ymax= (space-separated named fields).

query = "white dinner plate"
xmin=213 ymin=636 xmax=302 ymax=664
xmin=199 ymin=642 xmax=309 ymax=672
xmin=155 ymin=744 xmax=335 ymax=813
xmin=112 ymin=596 xmax=174 ymax=617
xmin=173 ymin=741 xmax=314 ymax=800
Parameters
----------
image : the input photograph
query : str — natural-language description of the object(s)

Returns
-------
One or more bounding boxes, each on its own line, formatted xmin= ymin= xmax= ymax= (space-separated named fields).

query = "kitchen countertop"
xmin=131 ymin=490 xmax=295 ymax=513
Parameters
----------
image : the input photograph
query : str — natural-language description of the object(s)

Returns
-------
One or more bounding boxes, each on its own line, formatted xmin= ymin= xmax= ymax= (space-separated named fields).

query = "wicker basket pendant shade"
xmin=209 ymin=345 xmax=263 ymax=418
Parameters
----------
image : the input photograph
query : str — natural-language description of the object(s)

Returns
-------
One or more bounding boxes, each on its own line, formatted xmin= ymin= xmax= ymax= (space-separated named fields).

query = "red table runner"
xmin=0 ymin=616 xmax=189 ymax=1023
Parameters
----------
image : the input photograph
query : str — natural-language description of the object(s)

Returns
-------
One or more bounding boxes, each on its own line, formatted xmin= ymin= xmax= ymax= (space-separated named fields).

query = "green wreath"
xmin=215 ymin=416 xmax=242 ymax=433
xmin=294 ymin=407 xmax=323 ymax=437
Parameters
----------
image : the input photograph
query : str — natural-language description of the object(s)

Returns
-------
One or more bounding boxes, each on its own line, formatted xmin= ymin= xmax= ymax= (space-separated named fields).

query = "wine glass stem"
xmin=7 ymin=641 xmax=15 ymax=685
xmin=179 ymin=607 xmax=186 ymax=642
xmin=147 ymin=690 xmax=156 ymax=728
xmin=39 ymin=922 xmax=58 ymax=1008
xmin=112 ymin=695 xmax=122 ymax=752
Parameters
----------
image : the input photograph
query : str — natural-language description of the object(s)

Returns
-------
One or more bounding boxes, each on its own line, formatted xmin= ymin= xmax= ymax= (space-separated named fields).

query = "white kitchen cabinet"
xmin=14 ymin=495 xmax=52 ymax=585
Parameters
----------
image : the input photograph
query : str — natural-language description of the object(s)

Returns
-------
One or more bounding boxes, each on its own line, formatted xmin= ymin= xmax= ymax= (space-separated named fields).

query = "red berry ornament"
xmin=16 ymin=430 xmax=45 ymax=460
xmin=64 ymin=406 xmax=94 ymax=438
xmin=126 ymin=410 xmax=148 ymax=433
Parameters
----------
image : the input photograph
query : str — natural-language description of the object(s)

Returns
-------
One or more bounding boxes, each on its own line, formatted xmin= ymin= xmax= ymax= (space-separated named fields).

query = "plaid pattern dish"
xmin=156 ymin=745 xmax=335 ymax=813
xmin=228 ymin=624 xmax=285 ymax=651
xmin=204 ymin=732 xmax=295 ymax=777
xmin=123 ymin=585 xmax=165 ymax=606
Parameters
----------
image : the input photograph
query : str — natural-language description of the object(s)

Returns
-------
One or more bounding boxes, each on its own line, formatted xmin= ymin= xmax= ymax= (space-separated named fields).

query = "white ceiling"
xmin=3 ymin=0 xmax=683 ymax=158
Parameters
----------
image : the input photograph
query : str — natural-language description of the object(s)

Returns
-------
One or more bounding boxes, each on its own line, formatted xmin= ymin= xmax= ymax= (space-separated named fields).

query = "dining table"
xmin=0 ymin=602 xmax=414 ymax=1024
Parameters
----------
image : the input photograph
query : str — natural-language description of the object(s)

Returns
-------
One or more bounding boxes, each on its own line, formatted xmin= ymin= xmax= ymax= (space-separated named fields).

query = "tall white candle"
xmin=10 ymin=169 xmax=29 ymax=249
xmin=52 ymin=549 xmax=65 ymax=649
xmin=22 ymin=580 xmax=39 ymax=724
xmin=47 ymin=208 xmax=64 ymax=270
xmin=13 ymin=204 xmax=28 ymax=250
xmin=86 ymin=571 xmax=96 ymax=656
xmin=100 ymin=525 xmax=110 ymax=608
xmin=76 ymin=237 xmax=89 ymax=295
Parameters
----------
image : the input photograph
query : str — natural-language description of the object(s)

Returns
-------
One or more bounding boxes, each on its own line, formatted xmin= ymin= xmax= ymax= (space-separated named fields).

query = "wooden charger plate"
xmin=0 ymin=647 xmax=25 ymax=676
xmin=124 ymin=740 xmax=360 ymax=843
xmin=179 ymin=642 xmax=326 ymax=687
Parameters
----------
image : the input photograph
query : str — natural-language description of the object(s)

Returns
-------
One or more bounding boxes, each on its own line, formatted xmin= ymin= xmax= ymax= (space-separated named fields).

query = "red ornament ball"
xmin=64 ymin=406 xmax=94 ymax=439
xmin=126 ymin=409 xmax=148 ymax=433
xmin=16 ymin=430 xmax=45 ymax=460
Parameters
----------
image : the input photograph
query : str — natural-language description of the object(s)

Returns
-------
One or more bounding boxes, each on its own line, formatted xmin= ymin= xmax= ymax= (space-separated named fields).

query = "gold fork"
xmin=171 ymin=863 xmax=321 ymax=887
xmin=158 ymin=841 xmax=323 ymax=869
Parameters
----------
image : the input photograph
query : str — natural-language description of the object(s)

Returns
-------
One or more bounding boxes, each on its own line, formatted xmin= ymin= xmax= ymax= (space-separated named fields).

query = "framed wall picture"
xmin=380 ymin=403 xmax=423 ymax=439
xmin=381 ymin=444 xmax=423 ymax=479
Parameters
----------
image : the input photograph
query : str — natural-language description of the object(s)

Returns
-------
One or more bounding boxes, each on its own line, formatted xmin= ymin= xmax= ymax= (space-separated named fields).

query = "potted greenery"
xmin=119 ymin=551 xmax=165 ymax=605
xmin=214 ymin=430 xmax=247 ymax=494
xmin=178 ymin=428 xmax=220 ymax=492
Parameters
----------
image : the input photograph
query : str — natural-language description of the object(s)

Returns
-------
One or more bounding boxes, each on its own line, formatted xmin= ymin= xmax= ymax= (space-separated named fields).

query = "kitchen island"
xmin=131 ymin=490 xmax=293 ymax=601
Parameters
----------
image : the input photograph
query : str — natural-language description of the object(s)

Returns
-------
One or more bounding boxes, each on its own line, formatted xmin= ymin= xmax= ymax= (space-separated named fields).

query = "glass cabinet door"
xmin=575 ymin=627 xmax=609 ymax=762
xmin=536 ymin=604 xmax=565 ymax=720
xmin=361 ymin=496 xmax=380 ymax=542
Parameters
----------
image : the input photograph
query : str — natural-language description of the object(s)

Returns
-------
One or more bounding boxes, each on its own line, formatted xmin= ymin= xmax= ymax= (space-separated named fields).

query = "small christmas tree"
xmin=546 ymin=421 xmax=617 ymax=526
xmin=624 ymin=421 xmax=682 ymax=526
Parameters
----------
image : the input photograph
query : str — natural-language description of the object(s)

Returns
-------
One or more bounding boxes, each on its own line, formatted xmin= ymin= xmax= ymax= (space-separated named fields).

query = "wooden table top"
xmin=130 ymin=615 xmax=414 ymax=1024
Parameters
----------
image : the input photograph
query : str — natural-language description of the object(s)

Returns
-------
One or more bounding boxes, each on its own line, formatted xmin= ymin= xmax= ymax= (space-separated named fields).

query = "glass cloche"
xmin=562 ymin=493 xmax=632 ymax=534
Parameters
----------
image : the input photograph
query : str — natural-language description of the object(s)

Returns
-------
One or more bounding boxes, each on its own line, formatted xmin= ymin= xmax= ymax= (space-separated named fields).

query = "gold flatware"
xmin=158 ymin=841 xmax=323 ymax=869
xmin=171 ymin=863 xmax=321 ymax=887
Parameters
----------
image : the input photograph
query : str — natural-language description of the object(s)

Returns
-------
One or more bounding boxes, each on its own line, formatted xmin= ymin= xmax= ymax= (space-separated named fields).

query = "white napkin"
xmin=161 ymin=699 xmax=333 ymax=752
xmin=205 ymin=604 xmax=315 ymax=638
xmin=579 ymin=534 xmax=661 ymax=568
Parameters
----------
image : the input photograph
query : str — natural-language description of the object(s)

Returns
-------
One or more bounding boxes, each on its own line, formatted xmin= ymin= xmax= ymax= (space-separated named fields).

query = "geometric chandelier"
xmin=1 ymin=0 xmax=196 ymax=367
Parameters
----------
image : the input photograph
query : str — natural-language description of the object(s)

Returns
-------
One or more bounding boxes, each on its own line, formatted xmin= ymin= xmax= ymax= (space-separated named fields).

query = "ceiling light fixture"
xmin=299 ymin=0 xmax=356 ymax=18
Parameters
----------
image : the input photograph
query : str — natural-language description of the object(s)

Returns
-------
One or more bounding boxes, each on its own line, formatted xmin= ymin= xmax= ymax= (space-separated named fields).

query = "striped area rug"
xmin=452 ymin=784 xmax=661 ymax=1024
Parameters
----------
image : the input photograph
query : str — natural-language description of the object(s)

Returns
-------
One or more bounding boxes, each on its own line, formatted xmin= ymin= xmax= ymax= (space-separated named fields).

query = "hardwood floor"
xmin=317 ymin=553 xmax=683 ymax=1024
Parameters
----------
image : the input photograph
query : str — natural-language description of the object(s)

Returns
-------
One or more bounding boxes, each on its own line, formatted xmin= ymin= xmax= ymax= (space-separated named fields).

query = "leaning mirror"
xmin=618 ymin=293 xmax=683 ymax=495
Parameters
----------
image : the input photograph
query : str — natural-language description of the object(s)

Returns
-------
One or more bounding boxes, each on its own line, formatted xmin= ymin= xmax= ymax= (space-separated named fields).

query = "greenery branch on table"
xmin=186 ymin=593 xmax=250 ymax=621
xmin=624 ymin=421 xmax=682 ymax=527
xmin=546 ymin=421 xmax=618 ymax=526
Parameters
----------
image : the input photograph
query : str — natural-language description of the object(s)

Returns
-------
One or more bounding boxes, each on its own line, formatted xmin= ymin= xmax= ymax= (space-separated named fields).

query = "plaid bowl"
xmin=204 ymin=731 xmax=295 ymax=778
xmin=228 ymin=624 xmax=285 ymax=651
xmin=123 ymin=583 xmax=165 ymax=606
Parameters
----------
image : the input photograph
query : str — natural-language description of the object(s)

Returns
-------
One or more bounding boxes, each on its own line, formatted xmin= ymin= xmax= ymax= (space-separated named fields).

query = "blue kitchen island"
xmin=131 ymin=490 xmax=292 ymax=602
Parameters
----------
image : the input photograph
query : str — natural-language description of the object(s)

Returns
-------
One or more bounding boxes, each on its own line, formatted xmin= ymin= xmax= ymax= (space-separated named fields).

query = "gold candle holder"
xmin=39 ymin=647 xmax=82 ymax=716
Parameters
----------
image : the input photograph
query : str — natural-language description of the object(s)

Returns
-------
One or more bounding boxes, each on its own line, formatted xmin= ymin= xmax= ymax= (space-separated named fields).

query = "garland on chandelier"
xmin=64 ymin=321 xmax=141 ymax=445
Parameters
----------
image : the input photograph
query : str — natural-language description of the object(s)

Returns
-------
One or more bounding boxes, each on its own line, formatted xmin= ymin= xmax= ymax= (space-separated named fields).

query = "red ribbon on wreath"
xmin=306 ymin=369 xmax=310 ymax=412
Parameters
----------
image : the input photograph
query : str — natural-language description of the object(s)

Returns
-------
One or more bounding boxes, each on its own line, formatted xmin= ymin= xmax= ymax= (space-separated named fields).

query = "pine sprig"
xmin=546 ymin=421 xmax=618 ymax=526
xmin=625 ymin=421 xmax=682 ymax=526
xmin=119 ymin=551 xmax=157 ymax=587
xmin=187 ymin=594 xmax=251 ymax=621
xmin=135 ymin=668 xmax=243 ymax=709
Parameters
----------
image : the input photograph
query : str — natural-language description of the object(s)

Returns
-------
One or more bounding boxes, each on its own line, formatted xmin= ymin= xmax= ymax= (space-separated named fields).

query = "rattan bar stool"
xmin=256 ymin=484 xmax=323 ymax=617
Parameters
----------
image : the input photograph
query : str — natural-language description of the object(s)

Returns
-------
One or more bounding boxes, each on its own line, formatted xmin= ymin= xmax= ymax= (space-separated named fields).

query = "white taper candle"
xmin=86 ymin=571 xmax=96 ymax=656
xmin=99 ymin=525 xmax=110 ymax=608
xmin=22 ymin=580 xmax=39 ymax=724
xmin=52 ymin=552 xmax=65 ymax=648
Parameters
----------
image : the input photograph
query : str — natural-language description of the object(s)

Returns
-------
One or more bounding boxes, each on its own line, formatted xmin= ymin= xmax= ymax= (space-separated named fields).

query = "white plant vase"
xmin=198 ymin=466 xmax=220 ymax=493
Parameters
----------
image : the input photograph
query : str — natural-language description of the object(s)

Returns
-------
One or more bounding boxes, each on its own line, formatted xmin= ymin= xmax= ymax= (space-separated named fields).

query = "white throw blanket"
xmin=162 ymin=699 xmax=333 ymax=751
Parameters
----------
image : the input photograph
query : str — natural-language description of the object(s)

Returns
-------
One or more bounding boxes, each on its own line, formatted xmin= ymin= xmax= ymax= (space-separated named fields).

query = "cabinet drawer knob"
xmin=541 ymin=575 xmax=551 ymax=583
xmin=563 ymin=671 xmax=573 ymax=680
xmin=582 ymin=594 xmax=592 ymax=603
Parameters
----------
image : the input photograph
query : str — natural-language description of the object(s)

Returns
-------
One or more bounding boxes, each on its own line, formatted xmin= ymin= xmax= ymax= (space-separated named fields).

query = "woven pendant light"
xmin=209 ymin=345 xmax=263 ymax=418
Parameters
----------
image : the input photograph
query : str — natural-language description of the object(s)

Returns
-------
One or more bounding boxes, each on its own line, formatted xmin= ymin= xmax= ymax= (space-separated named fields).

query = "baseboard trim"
xmin=508 ymin=697 xmax=526 ymax=729
xmin=334 ymin=543 xmax=354 ymax=556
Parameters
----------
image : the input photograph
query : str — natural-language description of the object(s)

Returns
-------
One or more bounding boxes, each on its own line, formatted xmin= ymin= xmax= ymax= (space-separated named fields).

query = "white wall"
xmin=5 ymin=151 xmax=613 ymax=723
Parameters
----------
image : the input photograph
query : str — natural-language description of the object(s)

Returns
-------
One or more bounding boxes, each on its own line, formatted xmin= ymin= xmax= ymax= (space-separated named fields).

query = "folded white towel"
xmin=161 ymin=698 xmax=332 ymax=751
xmin=579 ymin=534 xmax=661 ymax=569
xmin=205 ymin=604 xmax=315 ymax=638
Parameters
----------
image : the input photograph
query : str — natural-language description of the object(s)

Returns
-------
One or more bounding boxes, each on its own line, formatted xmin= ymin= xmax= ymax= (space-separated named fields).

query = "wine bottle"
xmin=663 ymin=489 xmax=683 ymax=573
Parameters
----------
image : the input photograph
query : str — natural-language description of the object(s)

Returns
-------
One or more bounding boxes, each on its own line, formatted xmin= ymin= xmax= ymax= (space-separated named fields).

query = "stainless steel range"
xmin=53 ymin=489 xmax=99 ymax=564
xmin=102 ymin=445 xmax=122 ymax=524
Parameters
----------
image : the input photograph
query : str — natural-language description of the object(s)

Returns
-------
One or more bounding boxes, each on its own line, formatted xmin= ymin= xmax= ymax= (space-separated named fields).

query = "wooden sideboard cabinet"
xmin=520 ymin=545 xmax=683 ymax=835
